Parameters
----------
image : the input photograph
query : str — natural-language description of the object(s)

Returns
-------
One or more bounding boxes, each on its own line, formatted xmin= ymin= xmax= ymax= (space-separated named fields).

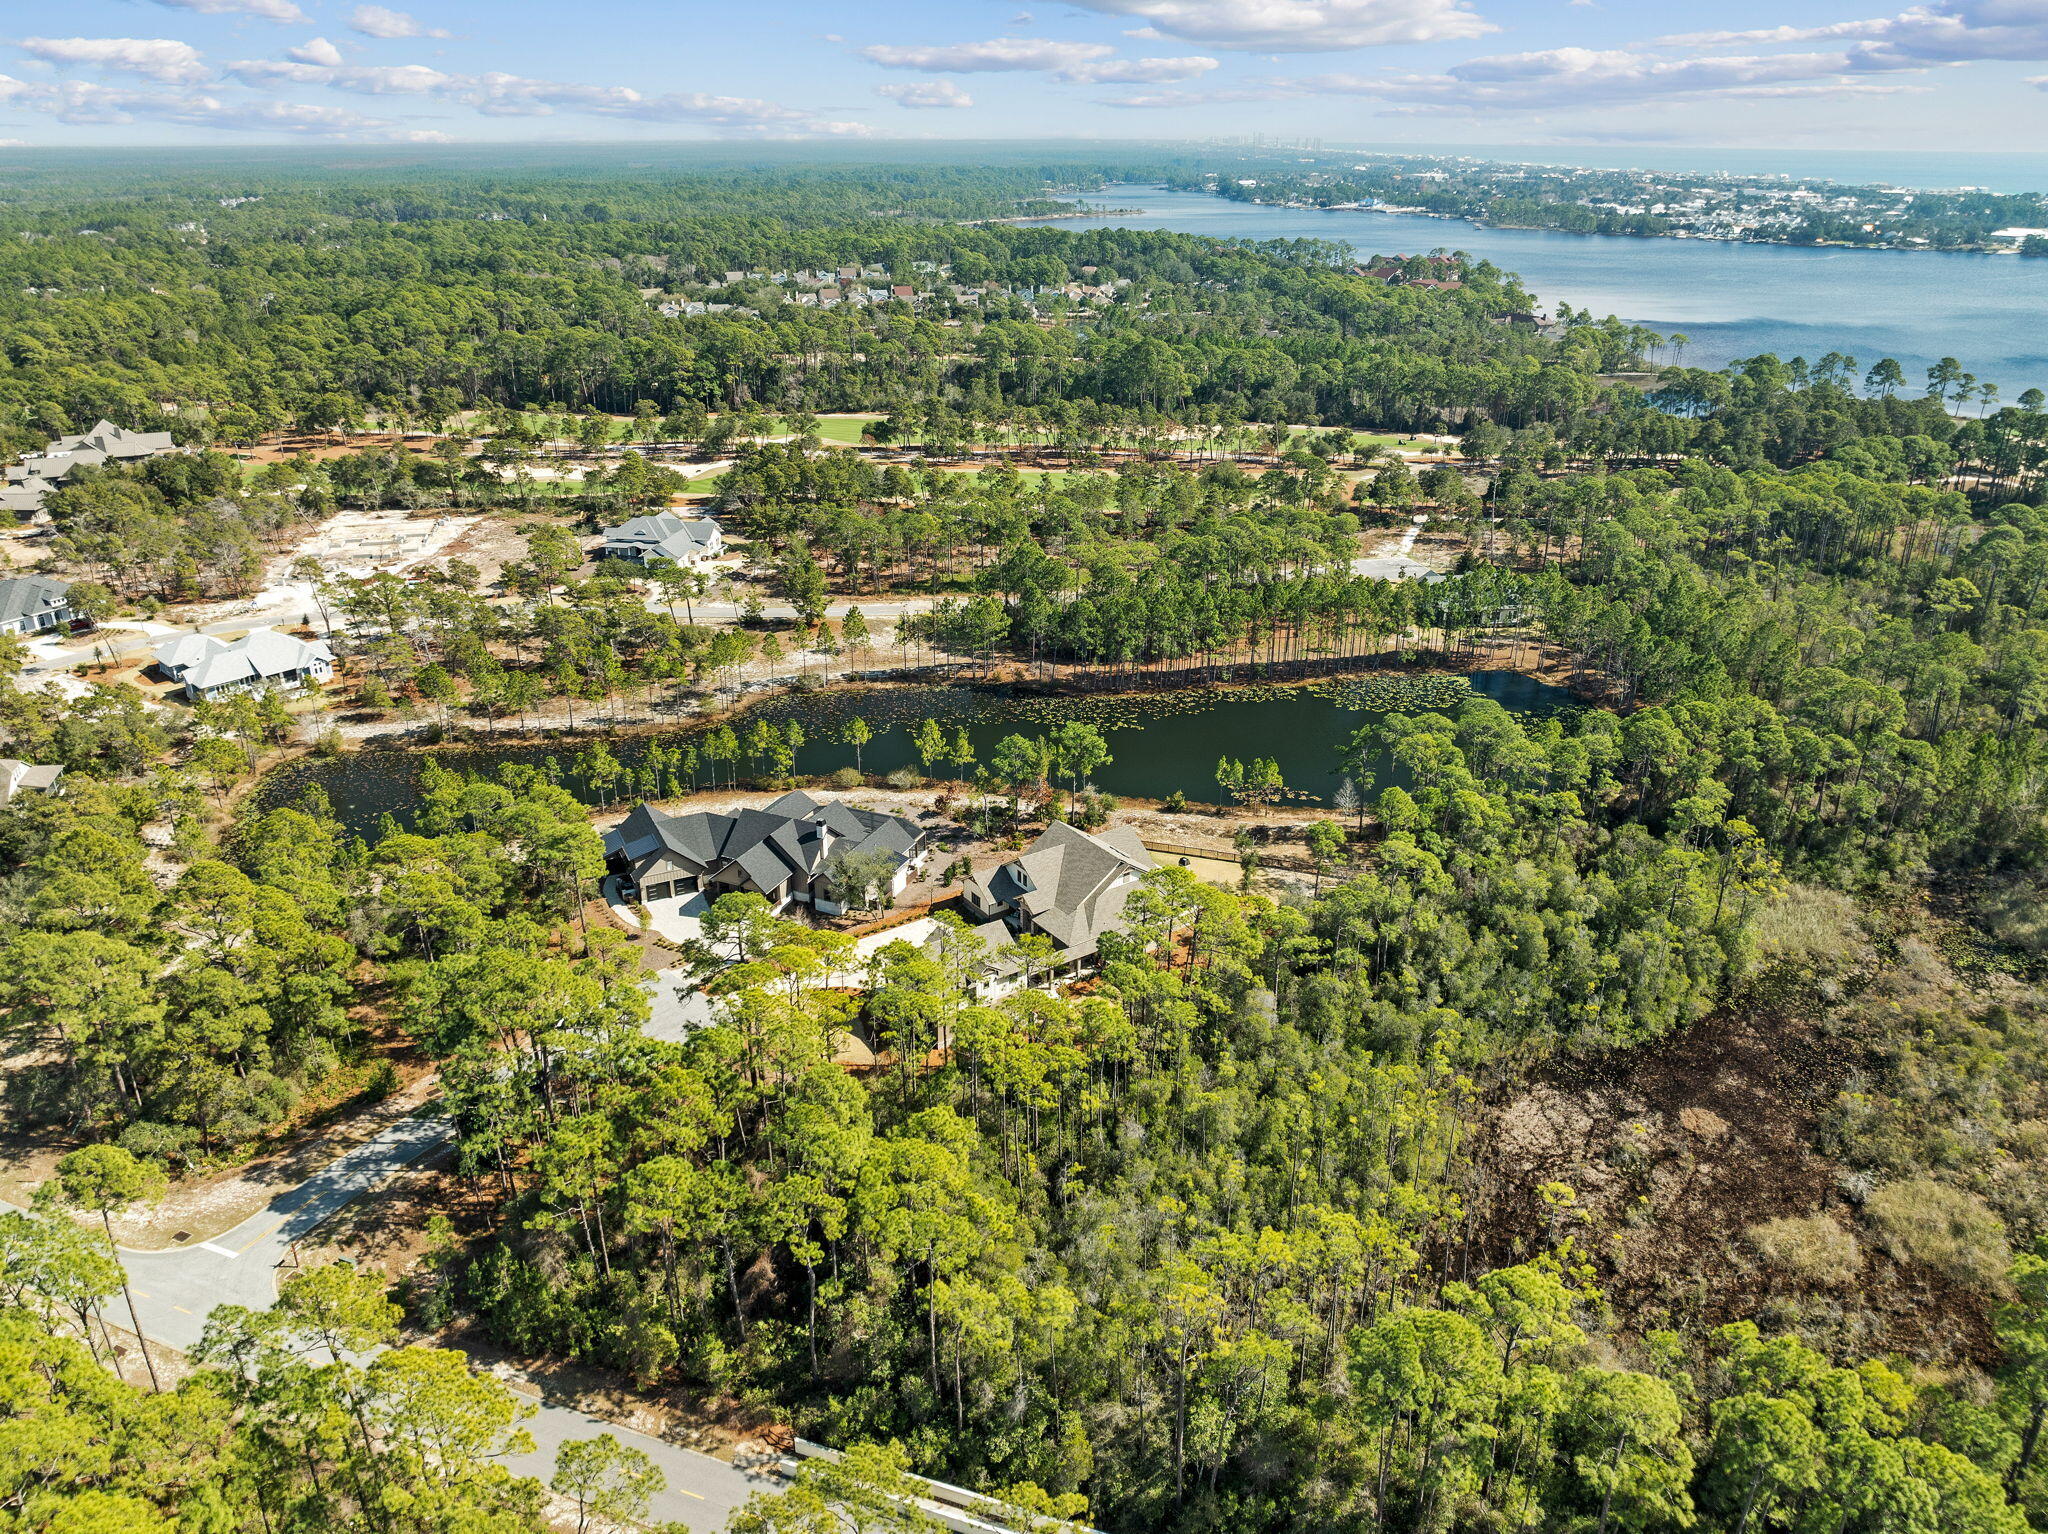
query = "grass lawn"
xmin=756 ymin=414 xmax=879 ymax=445
xmin=812 ymin=415 xmax=880 ymax=445
xmin=1286 ymin=424 xmax=1442 ymax=453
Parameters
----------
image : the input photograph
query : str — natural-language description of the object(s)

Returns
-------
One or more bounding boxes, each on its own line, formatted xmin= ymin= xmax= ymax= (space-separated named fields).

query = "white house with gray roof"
xmin=0 ymin=758 xmax=63 ymax=809
xmin=152 ymin=628 xmax=333 ymax=701
xmin=606 ymin=790 xmax=930 ymax=917
xmin=950 ymin=821 xmax=1153 ymax=995
xmin=602 ymin=511 xmax=723 ymax=567
xmin=0 ymin=575 xmax=78 ymax=636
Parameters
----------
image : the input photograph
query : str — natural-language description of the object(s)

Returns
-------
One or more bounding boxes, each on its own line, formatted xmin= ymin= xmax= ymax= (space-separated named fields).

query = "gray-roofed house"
xmin=0 ymin=575 xmax=77 ymax=636
xmin=605 ymin=790 xmax=931 ymax=917
xmin=151 ymin=628 xmax=333 ymax=701
xmin=0 ymin=758 xmax=63 ymax=808
xmin=46 ymin=420 xmax=178 ymax=463
xmin=8 ymin=421 xmax=177 ymax=486
xmin=0 ymin=475 xmax=58 ymax=523
xmin=951 ymin=821 xmax=1153 ymax=994
xmin=8 ymin=449 xmax=104 ymax=485
xmin=602 ymin=512 xmax=723 ymax=567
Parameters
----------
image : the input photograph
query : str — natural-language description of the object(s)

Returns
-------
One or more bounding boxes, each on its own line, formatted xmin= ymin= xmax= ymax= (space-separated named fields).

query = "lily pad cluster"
xmin=1322 ymin=676 xmax=1475 ymax=714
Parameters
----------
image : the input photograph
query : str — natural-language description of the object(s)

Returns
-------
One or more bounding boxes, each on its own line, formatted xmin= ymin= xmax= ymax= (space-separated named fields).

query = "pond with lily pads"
xmin=259 ymin=671 xmax=1577 ymax=836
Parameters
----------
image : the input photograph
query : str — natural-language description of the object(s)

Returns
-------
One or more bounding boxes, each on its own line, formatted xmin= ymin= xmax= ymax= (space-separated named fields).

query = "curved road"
xmin=100 ymin=1110 xmax=770 ymax=1532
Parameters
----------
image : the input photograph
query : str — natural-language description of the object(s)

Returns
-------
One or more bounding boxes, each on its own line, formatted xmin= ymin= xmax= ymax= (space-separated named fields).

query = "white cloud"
xmin=1072 ymin=54 xmax=1219 ymax=80
xmin=138 ymin=0 xmax=310 ymax=23
xmin=17 ymin=37 xmax=211 ymax=84
xmin=346 ymin=5 xmax=449 ymax=40
xmin=285 ymin=36 xmax=346 ymax=66
xmin=856 ymin=34 xmax=1216 ymax=81
xmin=0 ymin=138 xmax=26 ymax=146
xmin=0 ymin=71 xmax=403 ymax=135
xmin=1665 ymin=2 xmax=2048 ymax=67
xmin=1308 ymin=44 xmax=1903 ymax=113
xmin=1060 ymin=0 xmax=1494 ymax=51
xmin=221 ymin=50 xmax=868 ymax=136
xmin=1318 ymin=0 xmax=2048 ymax=119
xmin=228 ymin=57 xmax=459 ymax=93
xmin=877 ymin=79 xmax=976 ymax=107
xmin=468 ymin=75 xmax=848 ymax=133
xmin=1658 ymin=21 xmax=1895 ymax=46
xmin=1102 ymin=82 xmax=1300 ymax=104
xmin=858 ymin=37 xmax=1118 ymax=72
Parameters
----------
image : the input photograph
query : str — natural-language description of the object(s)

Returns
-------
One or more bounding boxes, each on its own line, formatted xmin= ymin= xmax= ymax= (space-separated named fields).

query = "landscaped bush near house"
xmin=1864 ymin=1178 xmax=2009 ymax=1289
xmin=885 ymin=766 xmax=920 ymax=789
xmin=830 ymin=766 xmax=863 ymax=788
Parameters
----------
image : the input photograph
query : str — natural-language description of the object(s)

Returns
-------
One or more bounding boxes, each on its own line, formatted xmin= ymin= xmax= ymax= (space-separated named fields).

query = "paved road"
xmin=92 ymin=1109 xmax=769 ymax=1532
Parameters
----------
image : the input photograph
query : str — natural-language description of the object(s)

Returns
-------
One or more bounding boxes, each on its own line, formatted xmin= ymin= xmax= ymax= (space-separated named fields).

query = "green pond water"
xmin=260 ymin=671 xmax=1577 ymax=836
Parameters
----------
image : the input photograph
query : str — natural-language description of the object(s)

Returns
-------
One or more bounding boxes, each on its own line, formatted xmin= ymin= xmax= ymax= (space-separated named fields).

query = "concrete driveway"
xmin=76 ymin=1108 xmax=766 ymax=1531
xmin=605 ymin=875 xmax=712 ymax=947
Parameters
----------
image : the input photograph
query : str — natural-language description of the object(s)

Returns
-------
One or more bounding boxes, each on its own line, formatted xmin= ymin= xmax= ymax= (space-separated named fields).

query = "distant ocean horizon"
xmin=1308 ymin=143 xmax=2048 ymax=196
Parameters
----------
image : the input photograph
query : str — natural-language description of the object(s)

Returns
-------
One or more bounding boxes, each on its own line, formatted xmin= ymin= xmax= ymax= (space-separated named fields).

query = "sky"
xmin=2 ymin=0 xmax=2048 ymax=152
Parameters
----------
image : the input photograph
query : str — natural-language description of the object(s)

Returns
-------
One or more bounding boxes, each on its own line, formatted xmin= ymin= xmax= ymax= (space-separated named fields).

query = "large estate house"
xmin=152 ymin=629 xmax=334 ymax=701
xmin=4 ymin=420 xmax=180 ymax=523
xmin=0 ymin=575 xmax=80 ymax=636
xmin=948 ymin=821 xmax=1153 ymax=996
xmin=602 ymin=512 xmax=723 ymax=567
xmin=607 ymin=790 xmax=931 ymax=917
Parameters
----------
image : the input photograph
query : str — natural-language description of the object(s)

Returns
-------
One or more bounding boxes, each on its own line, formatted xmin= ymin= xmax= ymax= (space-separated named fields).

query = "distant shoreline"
xmin=1110 ymin=186 xmax=2047 ymax=260
xmin=971 ymin=206 xmax=1146 ymax=226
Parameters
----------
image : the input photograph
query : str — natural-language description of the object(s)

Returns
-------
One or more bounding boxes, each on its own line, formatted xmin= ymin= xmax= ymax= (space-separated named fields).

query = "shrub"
xmin=1750 ymin=882 xmax=1867 ymax=967
xmin=1977 ymin=874 xmax=2048 ymax=953
xmin=118 ymin=1120 xmax=200 ymax=1172
xmin=830 ymin=766 xmax=864 ymax=789
xmin=1161 ymin=790 xmax=1189 ymax=814
xmin=1746 ymin=1214 xmax=1861 ymax=1285
xmin=886 ymin=766 xmax=921 ymax=790
xmin=364 ymin=1059 xmax=400 ymax=1101
xmin=1864 ymin=1177 xmax=2009 ymax=1289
